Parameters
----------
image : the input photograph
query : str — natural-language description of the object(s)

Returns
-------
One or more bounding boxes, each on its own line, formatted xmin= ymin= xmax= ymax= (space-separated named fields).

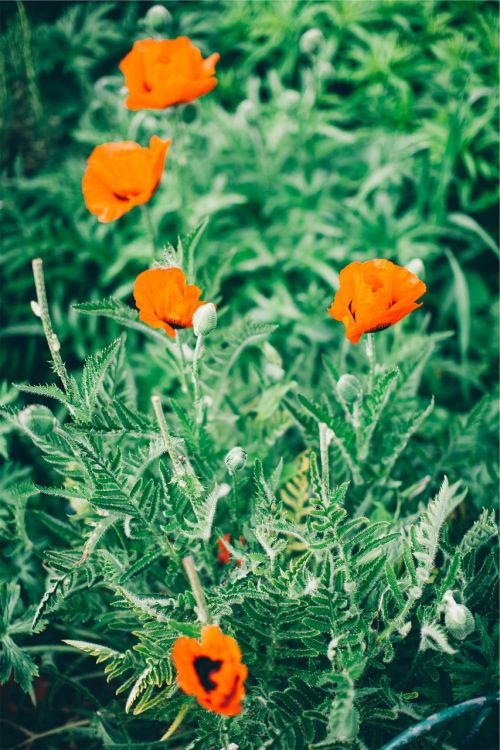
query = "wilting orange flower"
xmin=328 ymin=259 xmax=426 ymax=344
xmin=217 ymin=534 xmax=244 ymax=566
xmin=133 ymin=267 xmax=206 ymax=338
xmin=172 ymin=625 xmax=247 ymax=716
xmin=82 ymin=136 xmax=170 ymax=223
xmin=119 ymin=37 xmax=220 ymax=111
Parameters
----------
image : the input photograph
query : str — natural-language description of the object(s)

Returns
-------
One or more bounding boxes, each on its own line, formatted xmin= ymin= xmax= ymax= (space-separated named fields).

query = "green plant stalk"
xmin=176 ymin=331 xmax=189 ymax=394
xmin=141 ymin=203 xmax=157 ymax=259
xmin=182 ymin=555 xmax=210 ymax=624
xmin=319 ymin=421 xmax=330 ymax=504
xmin=151 ymin=395 xmax=184 ymax=478
xmin=32 ymin=258 xmax=71 ymax=393
xmin=191 ymin=334 xmax=204 ymax=424
xmin=365 ymin=333 xmax=375 ymax=392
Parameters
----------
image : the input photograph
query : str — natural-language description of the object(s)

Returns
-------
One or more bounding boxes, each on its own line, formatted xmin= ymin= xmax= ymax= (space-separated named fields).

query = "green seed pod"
xmin=145 ymin=4 xmax=172 ymax=31
xmin=19 ymin=404 xmax=55 ymax=436
xmin=193 ymin=303 xmax=217 ymax=337
xmin=443 ymin=591 xmax=475 ymax=640
xmin=225 ymin=446 xmax=247 ymax=475
xmin=337 ymin=374 xmax=362 ymax=405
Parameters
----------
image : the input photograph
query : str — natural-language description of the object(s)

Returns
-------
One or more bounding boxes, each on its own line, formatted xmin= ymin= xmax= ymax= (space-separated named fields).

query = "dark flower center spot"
xmin=366 ymin=324 xmax=390 ymax=334
xmin=113 ymin=193 xmax=130 ymax=202
xmin=160 ymin=315 xmax=188 ymax=330
xmin=193 ymin=656 xmax=223 ymax=692
xmin=348 ymin=301 xmax=356 ymax=321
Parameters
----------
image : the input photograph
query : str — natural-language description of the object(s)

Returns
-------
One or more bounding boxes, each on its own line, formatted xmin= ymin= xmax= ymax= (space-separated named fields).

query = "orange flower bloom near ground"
xmin=328 ymin=259 xmax=427 ymax=344
xmin=82 ymin=136 xmax=170 ymax=223
xmin=133 ymin=267 xmax=206 ymax=338
xmin=119 ymin=37 xmax=220 ymax=110
xmin=172 ymin=625 xmax=247 ymax=716
xmin=217 ymin=534 xmax=244 ymax=566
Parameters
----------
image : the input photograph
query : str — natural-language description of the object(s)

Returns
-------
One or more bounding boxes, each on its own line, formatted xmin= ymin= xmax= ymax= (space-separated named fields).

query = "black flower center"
xmin=193 ymin=656 xmax=223 ymax=692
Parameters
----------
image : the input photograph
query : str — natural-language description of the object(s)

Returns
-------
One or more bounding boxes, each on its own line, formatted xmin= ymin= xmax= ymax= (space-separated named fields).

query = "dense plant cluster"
xmin=1 ymin=2 xmax=498 ymax=749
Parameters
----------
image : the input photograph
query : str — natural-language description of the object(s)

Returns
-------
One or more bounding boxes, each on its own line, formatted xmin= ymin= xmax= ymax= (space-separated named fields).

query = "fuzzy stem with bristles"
xmin=151 ymin=395 xmax=183 ymax=477
xmin=32 ymin=258 xmax=71 ymax=393
xmin=182 ymin=555 xmax=210 ymax=624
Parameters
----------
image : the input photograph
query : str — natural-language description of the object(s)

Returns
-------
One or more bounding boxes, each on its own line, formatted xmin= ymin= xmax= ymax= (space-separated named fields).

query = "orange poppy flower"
xmin=217 ymin=534 xmax=244 ymax=566
xmin=172 ymin=625 xmax=247 ymax=716
xmin=328 ymin=259 xmax=426 ymax=344
xmin=133 ymin=267 xmax=206 ymax=338
xmin=119 ymin=37 xmax=220 ymax=111
xmin=82 ymin=136 xmax=170 ymax=223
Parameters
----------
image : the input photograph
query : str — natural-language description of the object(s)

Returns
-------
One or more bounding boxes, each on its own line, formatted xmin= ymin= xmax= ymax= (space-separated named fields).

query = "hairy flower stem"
xmin=141 ymin=204 xmax=157 ymax=259
xmin=32 ymin=258 xmax=71 ymax=393
xmin=174 ymin=106 xmax=188 ymax=231
xmin=365 ymin=333 xmax=376 ymax=392
xmin=182 ymin=555 xmax=210 ymax=624
xmin=151 ymin=395 xmax=184 ymax=477
xmin=160 ymin=702 xmax=190 ymax=742
xmin=176 ymin=332 xmax=189 ymax=393
xmin=191 ymin=334 xmax=204 ymax=424
xmin=319 ymin=422 xmax=330 ymax=504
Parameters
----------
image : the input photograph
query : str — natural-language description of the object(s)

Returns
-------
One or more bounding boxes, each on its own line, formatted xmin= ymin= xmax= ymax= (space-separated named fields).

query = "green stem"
xmin=319 ymin=421 xmax=330 ymax=504
xmin=142 ymin=203 xmax=157 ymax=259
xmin=191 ymin=334 xmax=204 ymax=424
xmin=182 ymin=555 xmax=210 ymax=624
xmin=32 ymin=259 xmax=71 ymax=393
xmin=174 ymin=106 xmax=188 ymax=231
xmin=13 ymin=719 xmax=90 ymax=749
xmin=376 ymin=595 xmax=416 ymax=644
xmin=151 ymin=395 xmax=183 ymax=478
xmin=365 ymin=333 xmax=376 ymax=392
xmin=176 ymin=331 xmax=189 ymax=394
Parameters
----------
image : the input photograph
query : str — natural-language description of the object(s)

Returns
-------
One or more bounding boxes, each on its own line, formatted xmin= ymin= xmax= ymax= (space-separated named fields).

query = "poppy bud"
xmin=193 ymin=303 xmax=217 ymax=337
xmin=337 ymin=374 xmax=362 ymax=405
xmin=299 ymin=28 xmax=324 ymax=54
xmin=19 ymin=405 xmax=55 ymax=436
xmin=225 ymin=447 xmax=247 ymax=475
xmin=443 ymin=591 xmax=475 ymax=640
xmin=279 ymin=90 xmax=301 ymax=110
xmin=262 ymin=342 xmax=284 ymax=382
xmin=405 ymin=258 xmax=425 ymax=280
xmin=145 ymin=4 xmax=172 ymax=30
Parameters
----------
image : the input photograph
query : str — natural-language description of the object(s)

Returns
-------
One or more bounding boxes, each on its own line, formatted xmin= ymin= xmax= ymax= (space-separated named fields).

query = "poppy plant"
xmin=82 ymin=136 xmax=170 ymax=223
xmin=119 ymin=37 xmax=220 ymax=111
xmin=172 ymin=625 xmax=247 ymax=716
xmin=133 ymin=267 xmax=206 ymax=338
xmin=328 ymin=259 xmax=426 ymax=344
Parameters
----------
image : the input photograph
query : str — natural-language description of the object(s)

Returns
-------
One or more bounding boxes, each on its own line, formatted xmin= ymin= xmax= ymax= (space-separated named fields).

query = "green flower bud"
xmin=145 ymin=4 xmax=172 ymax=30
xmin=225 ymin=446 xmax=247 ymax=475
xmin=299 ymin=28 xmax=324 ymax=54
xmin=443 ymin=591 xmax=475 ymax=640
xmin=19 ymin=404 xmax=55 ymax=436
xmin=193 ymin=303 xmax=217 ymax=337
xmin=337 ymin=374 xmax=362 ymax=405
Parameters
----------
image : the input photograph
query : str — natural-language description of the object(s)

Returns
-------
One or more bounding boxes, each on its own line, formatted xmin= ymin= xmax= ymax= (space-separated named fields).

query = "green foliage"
xmin=1 ymin=1 xmax=498 ymax=749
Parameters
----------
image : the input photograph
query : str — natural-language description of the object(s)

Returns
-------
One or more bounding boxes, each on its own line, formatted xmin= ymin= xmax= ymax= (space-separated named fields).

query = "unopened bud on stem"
xmin=443 ymin=591 xmax=475 ymax=640
xmin=337 ymin=374 xmax=362 ymax=405
xmin=225 ymin=446 xmax=247 ymax=475
xmin=193 ymin=303 xmax=217 ymax=337
xmin=145 ymin=4 xmax=172 ymax=30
